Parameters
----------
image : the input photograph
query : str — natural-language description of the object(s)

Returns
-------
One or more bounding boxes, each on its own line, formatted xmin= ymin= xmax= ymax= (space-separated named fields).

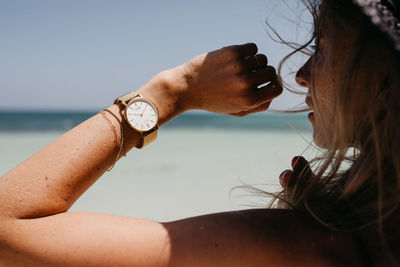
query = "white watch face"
xmin=126 ymin=99 xmax=158 ymax=132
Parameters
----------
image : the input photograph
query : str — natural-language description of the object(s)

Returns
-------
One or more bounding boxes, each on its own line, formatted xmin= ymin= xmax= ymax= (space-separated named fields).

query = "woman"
xmin=277 ymin=0 xmax=400 ymax=264
xmin=0 ymin=0 xmax=399 ymax=266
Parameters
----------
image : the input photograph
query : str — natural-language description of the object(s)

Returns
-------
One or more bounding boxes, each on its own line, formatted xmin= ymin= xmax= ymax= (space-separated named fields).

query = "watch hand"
xmin=141 ymin=106 xmax=148 ymax=116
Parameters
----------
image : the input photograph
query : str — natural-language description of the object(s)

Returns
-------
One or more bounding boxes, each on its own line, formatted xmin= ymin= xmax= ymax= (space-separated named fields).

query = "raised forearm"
xmin=0 ymin=71 xmax=182 ymax=220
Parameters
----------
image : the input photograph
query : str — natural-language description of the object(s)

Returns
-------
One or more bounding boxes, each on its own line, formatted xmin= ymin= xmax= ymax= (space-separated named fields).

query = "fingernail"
xmin=279 ymin=170 xmax=292 ymax=186
xmin=291 ymin=156 xmax=300 ymax=168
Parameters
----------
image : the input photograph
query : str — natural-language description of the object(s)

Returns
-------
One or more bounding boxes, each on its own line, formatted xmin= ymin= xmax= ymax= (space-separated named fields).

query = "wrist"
xmin=106 ymin=104 xmax=141 ymax=153
xmin=164 ymin=63 xmax=200 ymax=112
xmin=137 ymin=67 xmax=189 ymax=126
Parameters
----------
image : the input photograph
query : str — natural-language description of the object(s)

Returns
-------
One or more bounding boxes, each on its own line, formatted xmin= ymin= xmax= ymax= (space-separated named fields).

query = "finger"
xmin=279 ymin=170 xmax=293 ymax=188
xmin=292 ymin=156 xmax=309 ymax=172
xmin=248 ymin=65 xmax=277 ymax=87
xmin=292 ymin=156 xmax=305 ymax=169
xmin=229 ymin=101 xmax=271 ymax=117
xmin=243 ymin=54 xmax=268 ymax=71
xmin=226 ymin=54 xmax=269 ymax=75
xmin=235 ymin=43 xmax=258 ymax=58
xmin=254 ymin=80 xmax=283 ymax=103
xmin=291 ymin=156 xmax=313 ymax=179
xmin=237 ymin=80 xmax=281 ymax=112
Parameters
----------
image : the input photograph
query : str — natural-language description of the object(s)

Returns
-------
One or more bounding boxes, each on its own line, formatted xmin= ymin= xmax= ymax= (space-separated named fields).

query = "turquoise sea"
xmin=0 ymin=111 xmax=318 ymax=222
xmin=0 ymin=111 xmax=312 ymax=131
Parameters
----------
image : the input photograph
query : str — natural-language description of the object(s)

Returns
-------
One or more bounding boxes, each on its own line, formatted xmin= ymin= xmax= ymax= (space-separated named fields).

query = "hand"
xmin=141 ymin=105 xmax=147 ymax=116
xmin=277 ymin=156 xmax=314 ymax=209
xmin=176 ymin=43 xmax=282 ymax=116
xmin=137 ymin=43 xmax=282 ymax=125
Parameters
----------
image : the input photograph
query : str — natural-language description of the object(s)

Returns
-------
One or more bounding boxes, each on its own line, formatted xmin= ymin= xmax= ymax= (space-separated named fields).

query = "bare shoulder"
xmin=164 ymin=209 xmax=364 ymax=266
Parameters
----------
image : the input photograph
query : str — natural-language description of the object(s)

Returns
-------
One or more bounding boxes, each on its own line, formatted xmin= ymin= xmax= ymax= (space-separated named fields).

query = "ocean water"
xmin=0 ymin=111 xmax=318 ymax=222
xmin=0 ymin=111 xmax=312 ymax=131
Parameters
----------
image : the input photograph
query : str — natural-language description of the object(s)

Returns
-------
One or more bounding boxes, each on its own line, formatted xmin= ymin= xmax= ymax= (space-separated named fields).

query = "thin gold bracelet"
xmin=100 ymin=109 xmax=125 ymax=171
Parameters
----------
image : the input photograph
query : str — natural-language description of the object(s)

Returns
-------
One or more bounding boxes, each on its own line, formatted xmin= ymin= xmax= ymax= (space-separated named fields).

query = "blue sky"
xmin=0 ymin=0 xmax=312 ymax=111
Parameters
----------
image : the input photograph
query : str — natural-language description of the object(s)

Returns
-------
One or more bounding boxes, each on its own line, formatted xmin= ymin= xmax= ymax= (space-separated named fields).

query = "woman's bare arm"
xmin=0 ymin=209 xmax=361 ymax=266
xmin=2 ymin=44 xmax=355 ymax=267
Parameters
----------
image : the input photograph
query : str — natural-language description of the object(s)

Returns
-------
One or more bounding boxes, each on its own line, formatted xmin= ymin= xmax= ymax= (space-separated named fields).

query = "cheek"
xmin=311 ymin=104 xmax=336 ymax=148
xmin=314 ymin=73 xmax=337 ymax=121
xmin=314 ymin=49 xmax=339 ymax=120
xmin=311 ymin=71 xmax=338 ymax=147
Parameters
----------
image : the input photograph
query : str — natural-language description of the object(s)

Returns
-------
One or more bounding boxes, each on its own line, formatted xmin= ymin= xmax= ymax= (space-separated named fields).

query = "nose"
xmin=295 ymin=57 xmax=312 ymax=88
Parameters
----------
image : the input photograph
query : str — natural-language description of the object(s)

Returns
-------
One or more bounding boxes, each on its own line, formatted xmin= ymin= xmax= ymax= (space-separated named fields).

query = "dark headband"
xmin=353 ymin=0 xmax=400 ymax=51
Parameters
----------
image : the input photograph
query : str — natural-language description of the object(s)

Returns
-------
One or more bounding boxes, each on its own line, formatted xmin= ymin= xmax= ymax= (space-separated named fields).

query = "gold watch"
xmin=114 ymin=92 xmax=159 ymax=149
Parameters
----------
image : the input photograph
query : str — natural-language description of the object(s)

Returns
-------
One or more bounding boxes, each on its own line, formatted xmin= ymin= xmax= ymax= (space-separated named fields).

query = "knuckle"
xmin=231 ymin=61 xmax=245 ymax=73
xmin=266 ymin=65 xmax=276 ymax=72
xmin=257 ymin=54 xmax=268 ymax=65
xmin=266 ymin=65 xmax=277 ymax=76
xmin=224 ymin=46 xmax=240 ymax=59
xmin=246 ymin=43 xmax=258 ymax=54
xmin=237 ymin=75 xmax=253 ymax=89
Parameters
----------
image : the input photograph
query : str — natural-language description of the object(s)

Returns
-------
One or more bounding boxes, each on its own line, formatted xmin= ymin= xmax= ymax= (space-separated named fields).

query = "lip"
xmin=308 ymin=112 xmax=314 ymax=120
xmin=305 ymin=96 xmax=313 ymax=109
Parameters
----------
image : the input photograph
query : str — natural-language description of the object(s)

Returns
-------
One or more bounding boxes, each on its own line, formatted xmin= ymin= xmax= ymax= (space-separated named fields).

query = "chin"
xmin=312 ymin=130 xmax=331 ymax=149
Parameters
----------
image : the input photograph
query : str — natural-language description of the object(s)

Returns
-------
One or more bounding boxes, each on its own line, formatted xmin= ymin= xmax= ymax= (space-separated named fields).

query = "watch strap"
xmin=136 ymin=126 xmax=158 ymax=149
xmin=114 ymin=92 xmax=140 ymax=106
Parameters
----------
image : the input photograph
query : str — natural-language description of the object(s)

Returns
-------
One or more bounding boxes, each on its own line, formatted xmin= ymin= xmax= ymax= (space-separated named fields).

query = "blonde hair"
xmin=272 ymin=0 xmax=400 ymax=248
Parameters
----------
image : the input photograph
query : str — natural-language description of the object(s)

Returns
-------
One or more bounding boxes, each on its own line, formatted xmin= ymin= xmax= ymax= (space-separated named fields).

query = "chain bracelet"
xmin=100 ymin=109 xmax=125 ymax=171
